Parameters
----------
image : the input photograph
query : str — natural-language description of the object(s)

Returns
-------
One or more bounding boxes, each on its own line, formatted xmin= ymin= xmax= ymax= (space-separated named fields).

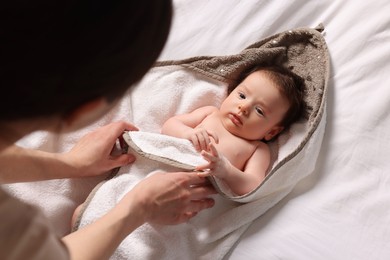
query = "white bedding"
xmin=5 ymin=1 xmax=390 ymax=259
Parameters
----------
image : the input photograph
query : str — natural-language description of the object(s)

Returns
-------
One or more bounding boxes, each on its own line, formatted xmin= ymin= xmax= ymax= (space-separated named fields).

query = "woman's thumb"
xmin=112 ymin=153 xmax=136 ymax=168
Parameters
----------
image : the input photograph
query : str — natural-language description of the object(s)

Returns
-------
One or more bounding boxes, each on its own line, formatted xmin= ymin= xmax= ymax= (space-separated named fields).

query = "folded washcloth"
xmin=123 ymin=131 xmax=206 ymax=170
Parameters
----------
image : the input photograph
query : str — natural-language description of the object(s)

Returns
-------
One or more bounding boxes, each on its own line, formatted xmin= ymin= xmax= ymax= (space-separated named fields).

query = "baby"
xmin=162 ymin=65 xmax=305 ymax=195
xmin=71 ymin=65 xmax=305 ymax=229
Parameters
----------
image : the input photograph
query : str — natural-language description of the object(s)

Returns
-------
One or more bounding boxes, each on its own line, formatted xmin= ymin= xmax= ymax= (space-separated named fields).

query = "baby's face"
xmin=219 ymin=70 xmax=289 ymax=141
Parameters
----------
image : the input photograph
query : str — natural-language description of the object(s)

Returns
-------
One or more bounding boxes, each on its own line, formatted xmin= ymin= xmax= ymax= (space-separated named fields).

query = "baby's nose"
xmin=238 ymin=104 xmax=249 ymax=115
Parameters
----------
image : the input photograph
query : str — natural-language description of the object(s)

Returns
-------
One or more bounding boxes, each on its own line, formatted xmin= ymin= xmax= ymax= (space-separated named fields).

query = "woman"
xmin=0 ymin=1 xmax=215 ymax=259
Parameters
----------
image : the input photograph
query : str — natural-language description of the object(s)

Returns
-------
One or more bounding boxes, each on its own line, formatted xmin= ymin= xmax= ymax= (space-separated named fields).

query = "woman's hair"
xmin=235 ymin=65 xmax=306 ymax=129
xmin=0 ymin=0 xmax=172 ymax=120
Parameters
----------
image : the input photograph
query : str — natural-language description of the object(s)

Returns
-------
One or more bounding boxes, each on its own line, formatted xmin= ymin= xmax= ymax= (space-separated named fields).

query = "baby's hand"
xmin=188 ymin=127 xmax=218 ymax=152
xmin=196 ymin=143 xmax=229 ymax=179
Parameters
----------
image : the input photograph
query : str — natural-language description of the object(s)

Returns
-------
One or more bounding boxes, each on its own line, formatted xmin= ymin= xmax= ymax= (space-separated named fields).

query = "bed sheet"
xmin=159 ymin=1 xmax=390 ymax=259
xmin=5 ymin=0 xmax=390 ymax=259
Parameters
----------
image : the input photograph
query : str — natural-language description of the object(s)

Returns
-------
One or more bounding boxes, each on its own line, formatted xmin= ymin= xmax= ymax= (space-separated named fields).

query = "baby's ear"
xmin=264 ymin=126 xmax=284 ymax=141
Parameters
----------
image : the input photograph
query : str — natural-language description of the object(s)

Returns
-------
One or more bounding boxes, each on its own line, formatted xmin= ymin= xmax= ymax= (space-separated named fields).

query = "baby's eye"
xmin=255 ymin=107 xmax=264 ymax=116
xmin=238 ymin=92 xmax=246 ymax=99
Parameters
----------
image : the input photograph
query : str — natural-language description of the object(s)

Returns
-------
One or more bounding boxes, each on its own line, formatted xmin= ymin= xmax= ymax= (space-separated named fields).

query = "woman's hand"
xmin=127 ymin=171 xmax=216 ymax=225
xmin=63 ymin=121 xmax=138 ymax=177
xmin=63 ymin=171 xmax=216 ymax=260
xmin=0 ymin=121 xmax=138 ymax=183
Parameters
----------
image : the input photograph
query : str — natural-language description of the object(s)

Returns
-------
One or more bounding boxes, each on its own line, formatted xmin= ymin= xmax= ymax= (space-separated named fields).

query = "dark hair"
xmin=236 ymin=65 xmax=306 ymax=129
xmin=0 ymin=0 xmax=172 ymax=120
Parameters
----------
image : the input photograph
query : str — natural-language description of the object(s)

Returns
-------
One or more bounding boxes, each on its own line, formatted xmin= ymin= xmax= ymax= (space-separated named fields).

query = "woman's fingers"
xmin=184 ymin=171 xmax=213 ymax=186
xmin=109 ymin=153 xmax=136 ymax=168
xmin=133 ymin=171 xmax=216 ymax=225
xmin=184 ymin=198 xmax=215 ymax=215
xmin=195 ymin=163 xmax=209 ymax=171
xmin=196 ymin=171 xmax=210 ymax=178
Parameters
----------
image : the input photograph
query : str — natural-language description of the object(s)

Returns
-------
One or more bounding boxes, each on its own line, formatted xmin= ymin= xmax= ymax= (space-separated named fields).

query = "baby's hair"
xmin=235 ymin=65 xmax=306 ymax=130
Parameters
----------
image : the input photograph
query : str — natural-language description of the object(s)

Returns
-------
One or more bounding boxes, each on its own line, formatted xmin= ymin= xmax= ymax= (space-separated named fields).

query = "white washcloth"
xmin=123 ymin=131 xmax=207 ymax=170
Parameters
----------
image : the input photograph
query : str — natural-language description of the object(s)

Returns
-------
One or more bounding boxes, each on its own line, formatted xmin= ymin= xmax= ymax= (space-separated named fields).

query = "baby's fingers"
xmin=192 ymin=132 xmax=208 ymax=152
xmin=206 ymin=130 xmax=219 ymax=144
xmin=200 ymin=150 xmax=217 ymax=163
xmin=190 ymin=135 xmax=201 ymax=152
xmin=207 ymin=142 xmax=219 ymax=156
xmin=199 ymin=132 xmax=210 ymax=151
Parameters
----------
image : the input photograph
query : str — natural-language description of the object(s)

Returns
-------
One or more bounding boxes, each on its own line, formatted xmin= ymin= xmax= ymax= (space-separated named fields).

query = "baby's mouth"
xmin=229 ymin=113 xmax=242 ymax=126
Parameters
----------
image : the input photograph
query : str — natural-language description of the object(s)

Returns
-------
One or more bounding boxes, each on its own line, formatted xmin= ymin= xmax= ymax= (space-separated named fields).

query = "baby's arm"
xmin=197 ymin=143 xmax=270 ymax=195
xmin=161 ymin=106 xmax=218 ymax=151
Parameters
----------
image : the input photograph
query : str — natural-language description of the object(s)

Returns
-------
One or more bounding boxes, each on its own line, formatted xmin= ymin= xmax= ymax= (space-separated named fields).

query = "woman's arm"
xmin=62 ymin=171 xmax=216 ymax=260
xmin=0 ymin=121 xmax=137 ymax=184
